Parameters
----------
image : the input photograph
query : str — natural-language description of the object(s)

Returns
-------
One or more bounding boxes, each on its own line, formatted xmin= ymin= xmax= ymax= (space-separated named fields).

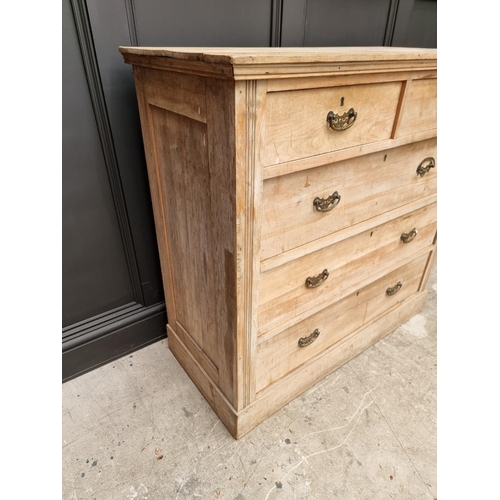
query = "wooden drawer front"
xmin=261 ymin=82 xmax=402 ymax=166
xmin=396 ymin=79 xmax=437 ymax=138
xmin=256 ymin=253 xmax=429 ymax=393
xmin=261 ymin=138 xmax=436 ymax=260
xmin=259 ymin=203 xmax=436 ymax=335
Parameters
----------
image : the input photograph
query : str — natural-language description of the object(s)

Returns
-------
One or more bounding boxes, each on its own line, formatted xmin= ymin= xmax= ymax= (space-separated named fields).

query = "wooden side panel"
xmin=205 ymin=77 xmax=238 ymax=404
xmin=261 ymin=138 xmax=437 ymax=260
xmin=143 ymin=68 xmax=208 ymax=123
xmin=260 ymin=81 xmax=402 ymax=166
xmin=168 ymin=326 xmax=238 ymax=438
xmin=396 ymin=78 xmax=437 ymax=137
xmin=151 ymin=106 xmax=221 ymax=370
xmin=133 ymin=68 xmax=239 ymax=406
xmin=133 ymin=66 xmax=177 ymax=338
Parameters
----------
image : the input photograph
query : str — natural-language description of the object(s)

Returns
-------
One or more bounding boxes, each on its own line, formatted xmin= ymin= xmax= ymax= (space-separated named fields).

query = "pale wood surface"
xmin=261 ymin=81 xmax=401 ymax=165
xmin=259 ymin=203 xmax=436 ymax=335
xmin=266 ymin=69 xmax=437 ymax=92
xmin=233 ymin=80 xmax=268 ymax=408
xmin=256 ymin=253 xmax=429 ymax=392
xmin=139 ymin=67 xmax=207 ymax=123
xmin=120 ymin=47 xmax=436 ymax=80
xmin=261 ymin=138 xmax=437 ymax=260
xmin=133 ymin=66 xmax=178 ymax=357
xmin=238 ymin=290 xmax=429 ymax=438
xmin=132 ymin=68 xmax=239 ymax=407
xmin=261 ymin=194 xmax=436 ymax=272
xmin=396 ymin=78 xmax=437 ymax=138
xmin=262 ymin=129 xmax=436 ymax=180
xmin=260 ymin=244 xmax=434 ymax=341
xmin=168 ymin=325 xmax=238 ymax=436
xmin=151 ymin=106 xmax=220 ymax=369
xmin=205 ymin=77 xmax=238 ymax=405
xmin=124 ymin=48 xmax=437 ymax=439
xmin=120 ymin=46 xmax=437 ymax=65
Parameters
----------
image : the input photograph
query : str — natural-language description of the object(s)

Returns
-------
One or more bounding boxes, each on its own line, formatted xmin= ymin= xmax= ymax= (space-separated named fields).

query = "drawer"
xmin=396 ymin=78 xmax=437 ymax=138
xmin=261 ymin=138 xmax=437 ymax=260
xmin=261 ymin=82 xmax=402 ymax=166
xmin=259 ymin=203 xmax=436 ymax=335
xmin=255 ymin=252 xmax=429 ymax=393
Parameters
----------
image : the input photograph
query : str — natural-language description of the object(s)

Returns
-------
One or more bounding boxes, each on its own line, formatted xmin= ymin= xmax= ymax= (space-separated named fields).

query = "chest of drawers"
xmin=120 ymin=47 xmax=437 ymax=439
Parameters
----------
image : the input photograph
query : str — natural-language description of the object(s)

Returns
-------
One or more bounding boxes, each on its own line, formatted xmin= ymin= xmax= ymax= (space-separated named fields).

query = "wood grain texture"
xmin=266 ymin=70 xmax=437 ymax=92
xmin=168 ymin=325 xmax=238 ymax=436
xmin=261 ymin=194 xmax=437 ymax=272
xmin=261 ymin=81 xmax=401 ymax=165
xmin=256 ymin=253 xmax=429 ymax=392
xmin=142 ymin=67 xmax=207 ymax=123
xmin=396 ymin=78 xmax=437 ymax=137
xmin=124 ymin=49 xmax=438 ymax=439
xmin=205 ymin=77 xmax=238 ymax=404
xmin=261 ymin=138 xmax=437 ymax=260
xmin=151 ymin=106 xmax=221 ymax=371
xmin=136 ymin=70 xmax=239 ymax=407
xmin=122 ymin=52 xmax=234 ymax=79
xmin=259 ymin=203 xmax=437 ymax=335
xmin=120 ymin=48 xmax=436 ymax=80
xmin=237 ymin=290 xmax=429 ymax=438
xmin=132 ymin=66 xmax=177 ymax=333
xmin=120 ymin=46 xmax=437 ymax=65
xmin=262 ymin=129 xmax=437 ymax=180
xmin=234 ymin=80 xmax=267 ymax=408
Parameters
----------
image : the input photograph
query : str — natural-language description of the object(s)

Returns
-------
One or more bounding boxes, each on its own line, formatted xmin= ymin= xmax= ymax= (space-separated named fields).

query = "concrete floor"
xmin=62 ymin=269 xmax=436 ymax=500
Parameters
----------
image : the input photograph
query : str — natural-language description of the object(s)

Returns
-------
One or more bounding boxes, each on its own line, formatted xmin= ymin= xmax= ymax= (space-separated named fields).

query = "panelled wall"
xmin=62 ymin=0 xmax=436 ymax=381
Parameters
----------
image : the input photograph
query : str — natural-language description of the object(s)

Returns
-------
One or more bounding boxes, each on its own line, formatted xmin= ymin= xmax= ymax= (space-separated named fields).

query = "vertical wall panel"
xmin=303 ymin=0 xmax=393 ymax=46
xmin=86 ymin=0 xmax=164 ymax=305
xmin=281 ymin=0 xmax=436 ymax=48
xmin=62 ymin=0 xmax=135 ymax=327
xmin=392 ymin=0 xmax=437 ymax=48
xmin=134 ymin=0 xmax=273 ymax=47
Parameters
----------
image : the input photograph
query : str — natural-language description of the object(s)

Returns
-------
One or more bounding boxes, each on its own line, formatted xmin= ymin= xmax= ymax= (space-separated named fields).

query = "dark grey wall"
xmin=392 ymin=0 xmax=437 ymax=48
xmin=281 ymin=0 xmax=436 ymax=48
xmin=282 ymin=0 xmax=394 ymax=46
xmin=62 ymin=0 xmax=166 ymax=381
xmin=134 ymin=0 xmax=274 ymax=46
xmin=62 ymin=0 xmax=135 ymax=327
xmin=62 ymin=0 xmax=436 ymax=382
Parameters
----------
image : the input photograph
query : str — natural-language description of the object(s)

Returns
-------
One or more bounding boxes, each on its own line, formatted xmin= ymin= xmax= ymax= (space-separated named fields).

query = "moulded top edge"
xmin=118 ymin=46 xmax=437 ymax=67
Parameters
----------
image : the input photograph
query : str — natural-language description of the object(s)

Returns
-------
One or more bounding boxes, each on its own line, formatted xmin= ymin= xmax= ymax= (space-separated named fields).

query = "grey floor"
xmin=62 ymin=269 xmax=436 ymax=500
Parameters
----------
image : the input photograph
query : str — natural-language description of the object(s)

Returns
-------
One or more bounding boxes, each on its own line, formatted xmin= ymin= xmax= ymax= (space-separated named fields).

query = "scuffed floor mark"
xmin=127 ymin=484 xmax=148 ymax=500
xmin=264 ymin=385 xmax=378 ymax=500
xmin=399 ymin=314 xmax=428 ymax=338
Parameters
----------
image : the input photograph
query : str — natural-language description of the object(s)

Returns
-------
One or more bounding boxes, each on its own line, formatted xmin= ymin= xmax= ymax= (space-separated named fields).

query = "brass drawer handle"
xmin=305 ymin=269 xmax=329 ymax=288
xmin=416 ymin=157 xmax=436 ymax=177
xmin=326 ymin=108 xmax=357 ymax=131
xmin=298 ymin=329 xmax=320 ymax=347
xmin=386 ymin=281 xmax=403 ymax=296
xmin=400 ymin=228 xmax=418 ymax=244
xmin=313 ymin=191 xmax=341 ymax=212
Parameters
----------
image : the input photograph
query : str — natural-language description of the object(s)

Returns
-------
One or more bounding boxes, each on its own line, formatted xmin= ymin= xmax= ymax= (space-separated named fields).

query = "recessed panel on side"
xmin=151 ymin=106 xmax=219 ymax=370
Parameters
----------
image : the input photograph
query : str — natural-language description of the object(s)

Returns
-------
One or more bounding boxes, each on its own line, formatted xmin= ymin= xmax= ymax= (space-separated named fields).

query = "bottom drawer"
xmin=255 ymin=252 xmax=430 ymax=393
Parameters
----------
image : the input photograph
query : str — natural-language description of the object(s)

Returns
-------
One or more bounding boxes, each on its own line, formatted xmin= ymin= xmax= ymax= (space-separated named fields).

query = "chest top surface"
xmin=119 ymin=46 xmax=437 ymax=79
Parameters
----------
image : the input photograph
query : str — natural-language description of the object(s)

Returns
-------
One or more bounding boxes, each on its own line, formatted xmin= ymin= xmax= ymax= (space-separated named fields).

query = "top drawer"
xmin=396 ymin=78 xmax=437 ymax=138
xmin=260 ymin=82 xmax=402 ymax=166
